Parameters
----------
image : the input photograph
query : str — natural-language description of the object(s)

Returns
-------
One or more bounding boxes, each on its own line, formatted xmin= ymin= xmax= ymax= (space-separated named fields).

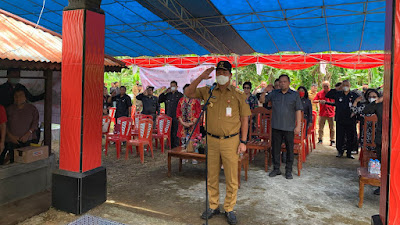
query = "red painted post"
xmin=381 ymin=0 xmax=400 ymax=224
xmin=59 ymin=9 xmax=104 ymax=173
xmin=53 ymin=1 xmax=106 ymax=214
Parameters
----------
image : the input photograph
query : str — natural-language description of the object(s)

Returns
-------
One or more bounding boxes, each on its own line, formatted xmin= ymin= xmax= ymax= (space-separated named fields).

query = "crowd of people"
xmin=103 ymin=61 xmax=383 ymax=225
xmin=0 ymin=69 xmax=43 ymax=165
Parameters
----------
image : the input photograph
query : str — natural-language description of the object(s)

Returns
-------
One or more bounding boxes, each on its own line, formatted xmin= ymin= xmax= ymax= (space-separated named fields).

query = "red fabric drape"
xmin=122 ymin=54 xmax=383 ymax=70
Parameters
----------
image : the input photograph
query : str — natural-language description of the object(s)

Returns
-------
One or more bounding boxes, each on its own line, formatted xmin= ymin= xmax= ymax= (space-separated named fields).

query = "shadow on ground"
xmin=19 ymin=135 xmax=379 ymax=225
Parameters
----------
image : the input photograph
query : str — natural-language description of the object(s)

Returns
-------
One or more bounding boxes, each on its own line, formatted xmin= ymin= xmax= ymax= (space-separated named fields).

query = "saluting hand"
xmin=199 ymin=67 xmax=214 ymax=80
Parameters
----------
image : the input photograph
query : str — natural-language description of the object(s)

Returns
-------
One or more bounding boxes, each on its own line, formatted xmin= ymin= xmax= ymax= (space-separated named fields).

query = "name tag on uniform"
xmin=226 ymin=106 xmax=232 ymax=117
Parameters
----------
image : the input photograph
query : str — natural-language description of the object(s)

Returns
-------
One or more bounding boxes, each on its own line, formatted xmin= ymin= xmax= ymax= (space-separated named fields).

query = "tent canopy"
xmin=122 ymin=54 xmax=384 ymax=70
xmin=0 ymin=0 xmax=385 ymax=57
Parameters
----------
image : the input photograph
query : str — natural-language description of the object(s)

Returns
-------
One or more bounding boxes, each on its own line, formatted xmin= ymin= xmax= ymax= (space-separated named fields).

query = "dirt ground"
xmin=18 ymin=127 xmax=379 ymax=225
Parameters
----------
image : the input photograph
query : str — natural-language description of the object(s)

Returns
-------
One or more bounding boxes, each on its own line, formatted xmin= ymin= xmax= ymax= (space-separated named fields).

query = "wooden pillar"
xmin=52 ymin=0 xmax=106 ymax=215
xmin=44 ymin=70 xmax=52 ymax=154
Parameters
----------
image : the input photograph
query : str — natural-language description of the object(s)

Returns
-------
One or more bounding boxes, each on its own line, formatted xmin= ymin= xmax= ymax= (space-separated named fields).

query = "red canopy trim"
xmin=122 ymin=54 xmax=383 ymax=70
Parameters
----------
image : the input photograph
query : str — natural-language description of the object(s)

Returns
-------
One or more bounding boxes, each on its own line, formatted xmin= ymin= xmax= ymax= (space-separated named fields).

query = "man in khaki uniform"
xmin=308 ymin=83 xmax=318 ymax=112
xmin=185 ymin=61 xmax=251 ymax=225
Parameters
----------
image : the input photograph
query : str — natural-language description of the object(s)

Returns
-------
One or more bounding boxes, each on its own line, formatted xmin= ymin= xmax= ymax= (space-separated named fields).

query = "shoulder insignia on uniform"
xmin=235 ymin=88 xmax=244 ymax=94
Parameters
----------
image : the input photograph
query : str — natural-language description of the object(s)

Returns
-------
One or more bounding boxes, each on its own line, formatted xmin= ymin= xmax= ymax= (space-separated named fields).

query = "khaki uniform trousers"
xmin=318 ymin=116 xmax=335 ymax=141
xmin=207 ymin=134 xmax=240 ymax=212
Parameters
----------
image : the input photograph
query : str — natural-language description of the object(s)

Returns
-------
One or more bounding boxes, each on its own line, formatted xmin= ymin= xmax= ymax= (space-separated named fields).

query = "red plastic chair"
xmin=105 ymin=117 xmax=133 ymax=159
xmin=126 ymin=118 xmax=154 ymax=163
xmin=307 ymin=111 xmax=318 ymax=153
xmin=102 ymin=115 xmax=112 ymax=135
xmin=132 ymin=114 xmax=153 ymax=136
xmin=153 ymin=115 xmax=172 ymax=153
xmin=109 ymin=107 xmax=116 ymax=124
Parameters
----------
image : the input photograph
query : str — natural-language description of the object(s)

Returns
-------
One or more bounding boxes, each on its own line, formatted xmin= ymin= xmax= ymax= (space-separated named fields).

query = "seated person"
xmin=0 ymin=89 xmax=39 ymax=165
xmin=0 ymin=105 xmax=6 ymax=159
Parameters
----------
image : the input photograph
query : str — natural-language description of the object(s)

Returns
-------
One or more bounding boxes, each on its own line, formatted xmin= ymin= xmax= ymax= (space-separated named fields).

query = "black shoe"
xmin=225 ymin=211 xmax=238 ymax=225
xmin=374 ymin=187 xmax=380 ymax=195
xmin=336 ymin=153 xmax=343 ymax=158
xmin=285 ymin=172 xmax=293 ymax=179
xmin=330 ymin=141 xmax=335 ymax=147
xmin=201 ymin=207 xmax=220 ymax=220
xmin=318 ymin=140 xmax=322 ymax=144
xmin=269 ymin=169 xmax=282 ymax=177
xmin=346 ymin=155 xmax=355 ymax=159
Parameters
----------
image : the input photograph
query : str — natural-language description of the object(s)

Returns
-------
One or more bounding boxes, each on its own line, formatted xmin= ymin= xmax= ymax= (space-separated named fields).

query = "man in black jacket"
xmin=159 ymin=81 xmax=183 ymax=148
xmin=325 ymin=80 xmax=359 ymax=159
xmin=136 ymin=86 xmax=160 ymax=124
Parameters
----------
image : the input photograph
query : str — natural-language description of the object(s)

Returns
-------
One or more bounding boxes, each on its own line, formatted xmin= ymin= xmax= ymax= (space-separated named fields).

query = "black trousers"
xmin=336 ymin=122 xmax=356 ymax=156
xmin=0 ymin=141 xmax=32 ymax=165
xmin=170 ymin=118 xmax=179 ymax=148
xmin=272 ymin=129 xmax=294 ymax=172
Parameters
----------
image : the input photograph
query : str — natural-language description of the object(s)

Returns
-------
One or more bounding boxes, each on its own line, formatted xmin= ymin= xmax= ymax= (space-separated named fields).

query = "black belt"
xmin=207 ymin=132 xmax=239 ymax=140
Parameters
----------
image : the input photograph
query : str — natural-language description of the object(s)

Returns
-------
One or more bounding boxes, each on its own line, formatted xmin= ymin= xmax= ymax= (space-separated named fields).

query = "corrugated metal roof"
xmin=0 ymin=9 xmax=125 ymax=69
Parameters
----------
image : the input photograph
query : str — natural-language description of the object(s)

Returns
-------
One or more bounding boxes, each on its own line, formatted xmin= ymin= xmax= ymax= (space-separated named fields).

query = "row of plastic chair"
xmin=102 ymin=114 xmax=172 ymax=163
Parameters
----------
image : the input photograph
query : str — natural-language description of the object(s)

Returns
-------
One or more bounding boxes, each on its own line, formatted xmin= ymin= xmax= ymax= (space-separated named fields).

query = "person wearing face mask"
xmin=351 ymin=89 xmax=381 ymax=153
xmin=0 ymin=89 xmax=39 ymax=165
xmin=361 ymin=89 xmax=383 ymax=195
xmin=185 ymin=61 xmax=251 ymax=225
xmin=0 ymin=68 xmax=44 ymax=107
xmin=159 ymin=80 xmax=184 ymax=148
xmin=297 ymin=86 xmax=313 ymax=132
xmin=326 ymin=80 xmax=359 ymax=159
xmin=176 ymin=84 xmax=201 ymax=151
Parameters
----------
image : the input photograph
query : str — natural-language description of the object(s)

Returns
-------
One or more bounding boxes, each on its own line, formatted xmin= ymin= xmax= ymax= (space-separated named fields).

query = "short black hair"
xmin=274 ymin=78 xmax=280 ymax=83
xmin=183 ymin=84 xmax=190 ymax=90
xmin=120 ymin=86 xmax=126 ymax=90
xmin=243 ymin=81 xmax=252 ymax=89
xmin=335 ymin=82 xmax=342 ymax=88
xmin=297 ymin=86 xmax=309 ymax=99
xmin=279 ymin=74 xmax=290 ymax=83
xmin=170 ymin=80 xmax=177 ymax=86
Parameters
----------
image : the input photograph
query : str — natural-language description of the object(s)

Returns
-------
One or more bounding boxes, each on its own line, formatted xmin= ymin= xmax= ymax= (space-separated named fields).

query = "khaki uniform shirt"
xmin=193 ymin=85 xmax=251 ymax=137
xmin=308 ymin=90 xmax=318 ymax=111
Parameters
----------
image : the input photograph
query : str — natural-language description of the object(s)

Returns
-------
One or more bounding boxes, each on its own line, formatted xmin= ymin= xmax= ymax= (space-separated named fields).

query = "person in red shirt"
xmin=0 ymin=105 xmax=6 ymax=156
xmin=313 ymin=81 xmax=335 ymax=146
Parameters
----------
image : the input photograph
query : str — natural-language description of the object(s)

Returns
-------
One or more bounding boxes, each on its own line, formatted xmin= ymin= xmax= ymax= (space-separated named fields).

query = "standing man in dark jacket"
xmin=264 ymin=74 xmax=303 ymax=179
xmin=159 ymin=81 xmax=183 ymax=148
xmin=136 ymin=86 xmax=160 ymax=123
xmin=325 ymin=80 xmax=359 ymax=159
xmin=0 ymin=68 xmax=44 ymax=107
xmin=108 ymin=86 xmax=132 ymax=132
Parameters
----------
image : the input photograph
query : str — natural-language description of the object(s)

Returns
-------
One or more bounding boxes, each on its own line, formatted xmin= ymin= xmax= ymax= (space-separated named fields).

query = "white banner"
xmin=139 ymin=65 xmax=216 ymax=92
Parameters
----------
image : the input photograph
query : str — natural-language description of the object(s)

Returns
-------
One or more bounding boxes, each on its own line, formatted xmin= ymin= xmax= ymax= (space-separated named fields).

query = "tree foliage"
xmin=234 ymin=64 xmax=384 ymax=91
xmin=104 ymin=60 xmax=384 ymax=94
